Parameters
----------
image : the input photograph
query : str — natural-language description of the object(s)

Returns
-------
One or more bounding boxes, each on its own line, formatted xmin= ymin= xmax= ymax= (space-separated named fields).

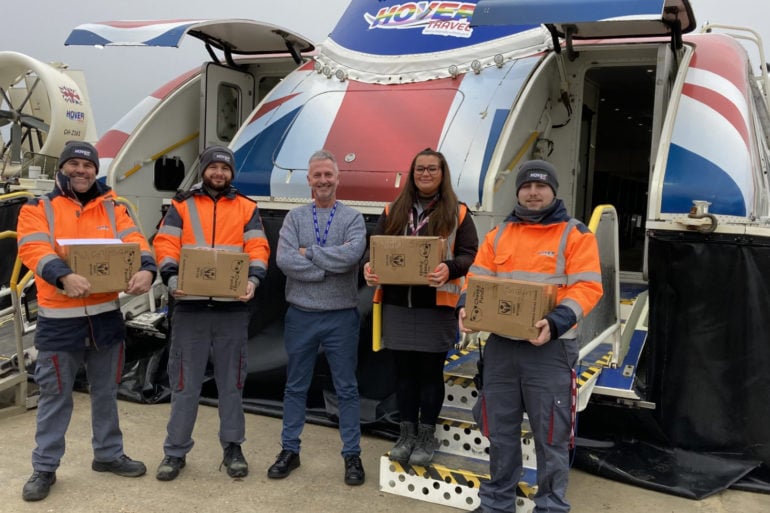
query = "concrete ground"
xmin=1 ymin=393 xmax=768 ymax=513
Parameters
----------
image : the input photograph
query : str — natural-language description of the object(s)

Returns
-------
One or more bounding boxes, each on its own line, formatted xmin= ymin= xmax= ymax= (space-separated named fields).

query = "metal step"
xmin=444 ymin=374 xmax=477 ymax=405
xmin=435 ymin=406 xmax=537 ymax=468
xmin=378 ymin=450 xmax=537 ymax=512
xmin=436 ymin=405 xmax=489 ymax=459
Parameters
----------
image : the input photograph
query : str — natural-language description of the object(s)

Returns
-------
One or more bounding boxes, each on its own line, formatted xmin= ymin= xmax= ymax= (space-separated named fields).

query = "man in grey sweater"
xmin=267 ymin=149 xmax=368 ymax=486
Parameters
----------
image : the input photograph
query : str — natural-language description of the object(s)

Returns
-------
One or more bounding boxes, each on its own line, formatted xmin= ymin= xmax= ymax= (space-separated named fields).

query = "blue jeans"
xmin=281 ymin=306 xmax=361 ymax=456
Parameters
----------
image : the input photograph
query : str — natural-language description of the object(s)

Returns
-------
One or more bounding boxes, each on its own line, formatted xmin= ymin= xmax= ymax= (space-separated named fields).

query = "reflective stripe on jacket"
xmin=153 ymin=183 xmax=270 ymax=301
xmin=436 ymin=204 xmax=467 ymax=307
xmin=460 ymin=200 xmax=602 ymax=339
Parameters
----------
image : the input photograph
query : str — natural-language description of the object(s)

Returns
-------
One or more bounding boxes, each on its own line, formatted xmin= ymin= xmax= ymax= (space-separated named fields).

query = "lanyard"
xmin=408 ymin=197 xmax=438 ymax=235
xmin=312 ymin=201 xmax=337 ymax=247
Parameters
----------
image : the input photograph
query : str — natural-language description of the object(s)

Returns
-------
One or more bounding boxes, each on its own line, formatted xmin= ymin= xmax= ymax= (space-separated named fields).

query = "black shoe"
xmin=344 ymin=454 xmax=365 ymax=486
xmin=267 ymin=449 xmax=300 ymax=479
xmin=22 ymin=471 xmax=56 ymax=501
xmin=221 ymin=443 xmax=249 ymax=478
xmin=156 ymin=455 xmax=186 ymax=481
xmin=92 ymin=454 xmax=147 ymax=477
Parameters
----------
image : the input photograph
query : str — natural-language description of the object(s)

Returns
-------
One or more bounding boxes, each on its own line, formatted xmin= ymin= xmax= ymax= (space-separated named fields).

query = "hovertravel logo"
xmin=364 ymin=1 xmax=476 ymax=38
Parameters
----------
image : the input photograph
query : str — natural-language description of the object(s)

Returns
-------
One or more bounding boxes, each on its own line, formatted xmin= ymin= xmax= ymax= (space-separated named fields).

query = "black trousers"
xmin=392 ymin=349 xmax=447 ymax=425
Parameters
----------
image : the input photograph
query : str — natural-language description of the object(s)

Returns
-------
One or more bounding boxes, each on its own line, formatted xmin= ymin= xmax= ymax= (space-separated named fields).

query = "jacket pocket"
xmin=545 ymin=391 xmax=574 ymax=446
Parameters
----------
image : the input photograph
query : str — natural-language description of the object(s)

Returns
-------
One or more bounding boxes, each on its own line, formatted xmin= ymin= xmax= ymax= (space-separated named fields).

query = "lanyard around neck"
xmin=312 ymin=201 xmax=338 ymax=247
xmin=408 ymin=197 xmax=438 ymax=235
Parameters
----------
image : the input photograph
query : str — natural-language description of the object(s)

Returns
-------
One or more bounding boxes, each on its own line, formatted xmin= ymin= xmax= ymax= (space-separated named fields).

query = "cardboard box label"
xmin=178 ymin=248 xmax=249 ymax=298
xmin=370 ymin=235 xmax=445 ymax=285
xmin=58 ymin=240 xmax=140 ymax=294
xmin=464 ymin=276 xmax=557 ymax=340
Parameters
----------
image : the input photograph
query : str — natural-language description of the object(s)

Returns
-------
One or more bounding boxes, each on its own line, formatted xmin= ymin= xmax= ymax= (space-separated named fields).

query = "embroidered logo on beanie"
xmin=58 ymin=141 xmax=99 ymax=171
xmin=515 ymin=160 xmax=559 ymax=194
xmin=199 ymin=145 xmax=235 ymax=175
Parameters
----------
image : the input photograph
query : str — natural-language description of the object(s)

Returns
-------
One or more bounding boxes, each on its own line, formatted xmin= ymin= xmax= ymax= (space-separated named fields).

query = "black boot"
xmin=388 ymin=421 xmax=417 ymax=462
xmin=408 ymin=424 xmax=438 ymax=466
xmin=221 ymin=443 xmax=249 ymax=478
xmin=22 ymin=470 xmax=56 ymax=501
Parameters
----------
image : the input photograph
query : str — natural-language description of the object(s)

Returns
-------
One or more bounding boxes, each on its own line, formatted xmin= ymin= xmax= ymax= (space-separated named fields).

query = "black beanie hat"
xmin=199 ymin=146 xmax=235 ymax=175
xmin=515 ymin=160 xmax=559 ymax=195
xmin=58 ymin=141 xmax=99 ymax=171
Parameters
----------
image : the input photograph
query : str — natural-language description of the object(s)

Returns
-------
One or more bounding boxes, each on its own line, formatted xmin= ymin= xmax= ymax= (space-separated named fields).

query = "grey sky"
xmin=1 ymin=0 xmax=350 ymax=135
xmin=1 ymin=0 xmax=768 ymax=137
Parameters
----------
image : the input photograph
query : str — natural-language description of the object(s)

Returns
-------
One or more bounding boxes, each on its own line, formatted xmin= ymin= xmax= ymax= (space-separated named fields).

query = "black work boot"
xmin=221 ymin=443 xmax=249 ymax=478
xmin=388 ymin=421 xmax=417 ymax=462
xmin=22 ymin=470 xmax=56 ymax=501
xmin=156 ymin=455 xmax=186 ymax=481
xmin=92 ymin=454 xmax=147 ymax=477
xmin=408 ymin=424 xmax=438 ymax=466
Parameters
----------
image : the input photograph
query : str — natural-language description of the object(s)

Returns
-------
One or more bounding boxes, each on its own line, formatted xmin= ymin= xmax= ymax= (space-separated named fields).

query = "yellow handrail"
xmin=0 ymin=230 xmax=34 ymax=294
xmin=115 ymin=196 xmax=146 ymax=237
xmin=588 ymin=204 xmax=616 ymax=233
xmin=117 ymin=131 xmax=199 ymax=182
xmin=0 ymin=191 xmax=35 ymax=204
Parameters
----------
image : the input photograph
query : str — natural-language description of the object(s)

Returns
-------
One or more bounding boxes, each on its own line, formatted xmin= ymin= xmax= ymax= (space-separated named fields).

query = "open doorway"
xmin=581 ymin=66 xmax=657 ymax=274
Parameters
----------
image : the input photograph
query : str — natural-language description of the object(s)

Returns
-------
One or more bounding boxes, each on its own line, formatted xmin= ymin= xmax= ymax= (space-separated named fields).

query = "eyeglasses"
xmin=415 ymin=165 xmax=441 ymax=176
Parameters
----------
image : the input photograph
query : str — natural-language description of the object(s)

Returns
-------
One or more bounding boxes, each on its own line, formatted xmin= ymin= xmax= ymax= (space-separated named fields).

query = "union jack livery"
xmin=60 ymin=0 xmax=770 ymax=507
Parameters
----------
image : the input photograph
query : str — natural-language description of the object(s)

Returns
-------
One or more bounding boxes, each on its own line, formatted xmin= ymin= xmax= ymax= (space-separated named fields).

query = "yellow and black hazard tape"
xmin=445 ymin=350 xmax=466 ymax=365
xmin=444 ymin=375 xmax=475 ymax=388
xmin=576 ymin=351 xmax=613 ymax=388
xmin=388 ymin=458 xmax=489 ymax=487
xmin=439 ymin=417 xmax=475 ymax=431
xmin=386 ymin=457 xmax=536 ymax=498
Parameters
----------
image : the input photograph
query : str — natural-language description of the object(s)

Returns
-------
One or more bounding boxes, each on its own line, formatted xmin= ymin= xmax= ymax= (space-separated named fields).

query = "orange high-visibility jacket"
xmin=16 ymin=180 xmax=156 ymax=319
xmin=460 ymin=200 xmax=602 ymax=339
xmin=153 ymin=184 xmax=270 ymax=299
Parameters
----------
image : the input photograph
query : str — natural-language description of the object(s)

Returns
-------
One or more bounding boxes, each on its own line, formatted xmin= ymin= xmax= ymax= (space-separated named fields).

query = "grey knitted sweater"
xmin=276 ymin=201 xmax=366 ymax=311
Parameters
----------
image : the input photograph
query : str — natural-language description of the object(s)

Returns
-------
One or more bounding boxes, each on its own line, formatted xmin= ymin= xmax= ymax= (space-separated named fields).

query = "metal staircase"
xmin=0 ymin=227 xmax=36 ymax=418
xmin=378 ymin=344 xmax=539 ymax=512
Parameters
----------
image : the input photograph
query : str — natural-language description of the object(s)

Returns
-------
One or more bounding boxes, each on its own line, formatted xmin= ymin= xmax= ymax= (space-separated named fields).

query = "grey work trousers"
xmin=32 ymin=342 xmax=126 ymax=471
xmin=474 ymin=335 xmax=578 ymax=513
xmin=163 ymin=307 xmax=249 ymax=457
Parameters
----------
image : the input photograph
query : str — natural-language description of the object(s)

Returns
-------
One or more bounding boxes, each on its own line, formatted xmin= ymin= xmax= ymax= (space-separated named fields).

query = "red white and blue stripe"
xmin=663 ymin=34 xmax=756 ymax=217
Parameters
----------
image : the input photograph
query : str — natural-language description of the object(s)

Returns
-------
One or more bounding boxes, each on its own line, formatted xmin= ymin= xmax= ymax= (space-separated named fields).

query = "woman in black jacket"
xmin=363 ymin=148 xmax=478 ymax=466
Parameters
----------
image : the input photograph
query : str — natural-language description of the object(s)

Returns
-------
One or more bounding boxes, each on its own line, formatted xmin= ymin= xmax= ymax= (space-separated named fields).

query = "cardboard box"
xmin=58 ymin=240 xmax=140 ymax=294
xmin=370 ymin=235 xmax=446 ymax=285
xmin=178 ymin=248 xmax=249 ymax=297
xmin=463 ymin=276 xmax=558 ymax=339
